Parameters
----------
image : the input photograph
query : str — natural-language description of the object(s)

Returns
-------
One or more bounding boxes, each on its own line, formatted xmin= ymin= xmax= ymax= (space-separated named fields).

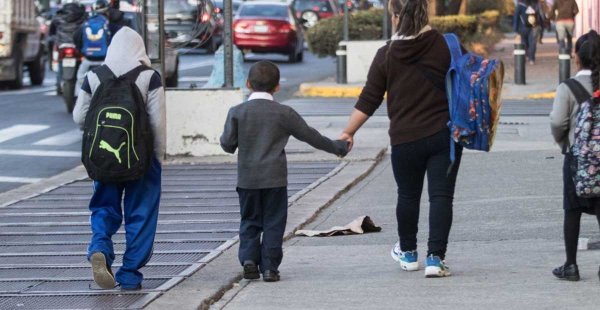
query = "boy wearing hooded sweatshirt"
xmin=73 ymin=27 xmax=166 ymax=290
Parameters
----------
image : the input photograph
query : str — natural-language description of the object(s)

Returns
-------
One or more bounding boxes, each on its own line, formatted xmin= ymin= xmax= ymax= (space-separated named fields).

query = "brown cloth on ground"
xmin=294 ymin=216 xmax=382 ymax=237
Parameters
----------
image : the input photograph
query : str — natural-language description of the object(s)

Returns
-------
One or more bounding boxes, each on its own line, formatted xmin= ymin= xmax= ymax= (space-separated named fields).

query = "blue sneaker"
xmin=425 ymin=255 xmax=451 ymax=278
xmin=390 ymin=242 xmax=419 ymax=271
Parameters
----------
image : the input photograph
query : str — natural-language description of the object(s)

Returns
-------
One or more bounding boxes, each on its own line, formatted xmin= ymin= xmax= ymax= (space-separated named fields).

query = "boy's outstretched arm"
xmin=286 ymin=108 xmax=348 ymax=157
xmin=220 ymin=109 xmax=238 ymax=154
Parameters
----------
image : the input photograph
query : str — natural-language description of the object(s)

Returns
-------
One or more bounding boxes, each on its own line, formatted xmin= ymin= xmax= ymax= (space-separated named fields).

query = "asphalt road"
xmin=0 ymin=49 xmax=336 ymax=194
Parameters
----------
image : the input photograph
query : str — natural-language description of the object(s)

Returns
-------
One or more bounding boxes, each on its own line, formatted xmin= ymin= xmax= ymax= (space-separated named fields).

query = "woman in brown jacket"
xmin=339 ymin=0 xmax=463 ymax=278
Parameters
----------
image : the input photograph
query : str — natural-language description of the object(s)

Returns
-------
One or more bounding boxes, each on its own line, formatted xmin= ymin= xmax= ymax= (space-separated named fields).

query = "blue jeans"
xmin=521 ymin=26 xmax=542 ymax=62
xmin=237 ymin=187 xmax=288 ymax=272
xmin=87 ymin=157 xmax=162 ymax=288
xmin=391 ymin=129 xmax=462 ymax=259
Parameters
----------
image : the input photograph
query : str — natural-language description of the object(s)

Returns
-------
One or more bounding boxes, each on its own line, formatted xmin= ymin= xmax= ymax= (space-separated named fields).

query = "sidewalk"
xmin=211 ymin=114 xmax=600 ymax=309
xmin=298 ymin=32 xmax=571 ymax=101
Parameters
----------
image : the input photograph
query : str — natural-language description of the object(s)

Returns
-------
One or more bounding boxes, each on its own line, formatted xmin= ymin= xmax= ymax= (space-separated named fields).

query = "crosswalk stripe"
xmin=0 ymin=149 xmax=80 ymax=157
xmin=0 ymin=125 xmax=50 ymax=144
xmin=33 ymin=129 xmax=82 ymax=146
xmin=0 ymin=176 xmax=42 ymax=184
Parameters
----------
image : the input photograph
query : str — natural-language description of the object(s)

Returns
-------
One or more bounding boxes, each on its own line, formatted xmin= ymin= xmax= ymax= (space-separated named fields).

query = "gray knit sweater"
xmin=220 ymin=98 xmax=348 ymax=189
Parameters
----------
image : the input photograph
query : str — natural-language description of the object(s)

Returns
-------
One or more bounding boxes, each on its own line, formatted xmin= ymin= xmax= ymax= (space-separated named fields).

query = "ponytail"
xmin=388 ymin=0 xmax=429 ymax=37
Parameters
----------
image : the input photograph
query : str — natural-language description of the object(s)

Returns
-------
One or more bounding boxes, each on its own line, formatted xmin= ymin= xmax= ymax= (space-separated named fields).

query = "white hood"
xmin=104 ymin=27 xmax=151 ymax=77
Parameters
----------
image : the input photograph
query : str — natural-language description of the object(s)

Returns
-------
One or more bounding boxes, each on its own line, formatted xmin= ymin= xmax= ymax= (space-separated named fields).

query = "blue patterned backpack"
xmin=567 ymin=79 xmax=600 ymax=198
xmin=444 ymin=33 xmax=505 ymax=165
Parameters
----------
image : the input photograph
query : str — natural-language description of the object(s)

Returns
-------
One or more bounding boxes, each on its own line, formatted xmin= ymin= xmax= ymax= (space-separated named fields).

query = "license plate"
xmin=254 ymin=25 xmax=268 ymax=33
xmin=62 ymin=58 xmax=76 ymax=67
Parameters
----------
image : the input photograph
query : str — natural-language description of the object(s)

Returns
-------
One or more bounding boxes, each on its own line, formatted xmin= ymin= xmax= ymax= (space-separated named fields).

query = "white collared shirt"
xmin=575 ymin=70 xmax=592 ymax=77
xmin=248 ymin=92 xmax=274 ymax=101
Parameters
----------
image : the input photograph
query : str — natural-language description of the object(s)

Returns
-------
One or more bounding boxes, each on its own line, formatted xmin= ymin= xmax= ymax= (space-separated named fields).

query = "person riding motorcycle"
xmin=105 ymin=0 xmax=130 ymax=35
xmin=49 ymin=0 xmax=86 ymax=92
xmin=73 ymin=0 xmax=112 ymax=98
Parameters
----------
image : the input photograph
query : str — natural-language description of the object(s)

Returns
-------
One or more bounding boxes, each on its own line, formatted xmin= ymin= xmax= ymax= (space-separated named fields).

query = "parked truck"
xmin=0 ymin=0 xmax=46 ymax=89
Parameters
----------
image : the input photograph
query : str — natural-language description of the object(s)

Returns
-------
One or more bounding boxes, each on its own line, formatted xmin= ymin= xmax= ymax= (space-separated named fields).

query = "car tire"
xmin=288 ymin=50 xmax=298 ymax=63
xmin=63 ymin=80 xmax=76 ymax=114
xmin=166 ymin=58 xmax=179 ymax=88
xmin=301 ymin=10 xmax=319 ymax=28
xmin=28 ymin=47 xmax=46 ymax=86
xmin=7 ymin=51 xmax=24 ymax=90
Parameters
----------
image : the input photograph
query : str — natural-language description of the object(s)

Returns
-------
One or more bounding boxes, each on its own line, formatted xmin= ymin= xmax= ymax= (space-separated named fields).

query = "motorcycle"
xmin=57 ymin=43 xmax=81 ymax=114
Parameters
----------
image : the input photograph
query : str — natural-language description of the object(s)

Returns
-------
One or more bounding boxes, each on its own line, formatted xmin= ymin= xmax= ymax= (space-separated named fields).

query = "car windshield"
xmin=293 ymin=0 xmax=333 ymax=13
xmin=238 ymin=4 xmax=288 ymax=18
xmin=165 ymin=0 xmax=193 ymax=14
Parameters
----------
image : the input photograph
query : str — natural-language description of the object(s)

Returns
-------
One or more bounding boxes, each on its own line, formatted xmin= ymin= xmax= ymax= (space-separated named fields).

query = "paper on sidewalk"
xmin=295 ymin=216 xmax=381 ymax=237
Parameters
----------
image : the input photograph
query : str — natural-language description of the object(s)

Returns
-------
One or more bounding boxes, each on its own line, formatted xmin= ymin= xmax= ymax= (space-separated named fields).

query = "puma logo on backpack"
xmin=82 ymin=65 xmax=154 ymax=183
xmin=99 ymin=140 xmax=126 ymax=164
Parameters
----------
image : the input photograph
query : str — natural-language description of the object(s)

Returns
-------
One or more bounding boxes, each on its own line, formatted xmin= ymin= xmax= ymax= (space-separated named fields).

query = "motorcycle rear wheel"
xmin=63 ymin=80 xmax=76 ymax=114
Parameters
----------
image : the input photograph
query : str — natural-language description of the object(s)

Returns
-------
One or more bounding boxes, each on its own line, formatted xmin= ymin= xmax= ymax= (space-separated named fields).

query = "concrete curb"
xmin=0 ymin=165 xmax=88 ymax=208
xmin=145 ymin=148 xmax=387 ymax=310
xmin=299 ymin=82 xmax=557 ymax=100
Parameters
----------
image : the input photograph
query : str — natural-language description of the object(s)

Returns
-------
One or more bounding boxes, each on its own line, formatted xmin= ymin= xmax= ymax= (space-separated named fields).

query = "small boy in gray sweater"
xmin=220 ymin=61 xmax=348 ymax=282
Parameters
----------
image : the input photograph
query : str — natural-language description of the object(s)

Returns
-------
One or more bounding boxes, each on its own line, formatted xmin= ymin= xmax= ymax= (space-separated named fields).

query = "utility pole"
xmin=223 ymin=0 xmax=234 ymax=88
xmin=383 ymin=0 xmax=389 ymax=39
xmin=342 ymin=0 xmax=349 ymax=41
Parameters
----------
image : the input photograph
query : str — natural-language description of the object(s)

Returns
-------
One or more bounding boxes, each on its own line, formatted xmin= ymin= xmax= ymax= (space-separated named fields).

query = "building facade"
xmin=576 ymin=0 xmax=600 ymax=36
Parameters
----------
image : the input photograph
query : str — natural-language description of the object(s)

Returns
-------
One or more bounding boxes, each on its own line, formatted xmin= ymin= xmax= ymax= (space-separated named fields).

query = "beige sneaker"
xmin=90 ymin=252 xmax=116 ymax=289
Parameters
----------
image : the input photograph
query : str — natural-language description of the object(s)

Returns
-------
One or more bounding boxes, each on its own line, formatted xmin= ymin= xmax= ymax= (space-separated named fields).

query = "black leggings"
xmin=391 ymin=129 xmax=462 ymax=260
xmin=564 ymin=203 xmax=600 ymax=265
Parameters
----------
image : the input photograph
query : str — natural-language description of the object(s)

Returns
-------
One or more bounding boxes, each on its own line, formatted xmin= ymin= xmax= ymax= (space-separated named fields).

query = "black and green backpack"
xmin=82 ymin=64 xmax=154 ymax=183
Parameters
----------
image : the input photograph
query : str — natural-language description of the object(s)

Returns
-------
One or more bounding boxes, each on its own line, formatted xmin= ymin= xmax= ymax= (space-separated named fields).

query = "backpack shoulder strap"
xmin=564 ymin=79 xmax=591 ymax=104
xmin=120 ymin=64 xmax=153 ymax=82
xmin=443 ymin=33 xmax=463 ymax=65
xmin=94 ymin=65 xmax=115 ymax=83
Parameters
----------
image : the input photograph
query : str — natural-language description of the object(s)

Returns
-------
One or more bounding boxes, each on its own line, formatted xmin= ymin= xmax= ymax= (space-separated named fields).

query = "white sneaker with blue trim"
xmin=390 ymin=242 xmax=419 ymax=271
xmin=425 ymin=255 xmax=451 ymax=278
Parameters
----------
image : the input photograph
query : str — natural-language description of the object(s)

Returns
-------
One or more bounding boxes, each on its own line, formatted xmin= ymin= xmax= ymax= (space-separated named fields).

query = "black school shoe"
xmin=262 ymin=270 xmax=280 ymax=282
xmin=243 ymin=261 xmax=260 ymax=280
xmin=552 ymin=264 xmax=580 ymax=281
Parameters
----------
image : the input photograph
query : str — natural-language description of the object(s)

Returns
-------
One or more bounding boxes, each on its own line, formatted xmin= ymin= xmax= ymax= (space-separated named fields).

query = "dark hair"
xmin=247 ymin=60 xmax=280 ymax=93
xmin=587 ymin=30 xmax=600 ymax=93
xmin=576 ymin=33 xmax=593 ymax=69
xmin=388 ymin=0 xmax=429 ymax=37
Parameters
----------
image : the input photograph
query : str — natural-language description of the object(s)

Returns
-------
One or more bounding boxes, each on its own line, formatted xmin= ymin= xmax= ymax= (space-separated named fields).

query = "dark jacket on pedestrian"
xmin=355 ymin=28 xmax=456 ymax=145
xmin=549 ymin=0 xmax=579 ymax=21
xmin=49 ymin=3 xmax=87 ymax=46
xmin=220 ymin=94 xmax=348 ymax=189
xmin=513 ymin=0 xmax=545 ymax=33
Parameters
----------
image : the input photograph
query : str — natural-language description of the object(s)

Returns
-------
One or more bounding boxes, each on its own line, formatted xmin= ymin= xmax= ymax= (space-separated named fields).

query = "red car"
xmin=233 ymin=2 xmax=304 ymax=63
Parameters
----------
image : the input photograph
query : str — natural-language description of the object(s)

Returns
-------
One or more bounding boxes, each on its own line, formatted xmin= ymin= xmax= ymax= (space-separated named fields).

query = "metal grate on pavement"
xmin=0 ymin=162 xmax=339 ymax=309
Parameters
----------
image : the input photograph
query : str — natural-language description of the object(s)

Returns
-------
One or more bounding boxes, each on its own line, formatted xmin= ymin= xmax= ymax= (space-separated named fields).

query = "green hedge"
xmin=468 ymin=0 xmax=514 ymax=15
xmin=306 ymin=9 xmax=383 ymax=58
xmin=307 ymin=9 xmax=492 ymax=57
xmin=429 ymin=15 xmax=477 ymax=37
